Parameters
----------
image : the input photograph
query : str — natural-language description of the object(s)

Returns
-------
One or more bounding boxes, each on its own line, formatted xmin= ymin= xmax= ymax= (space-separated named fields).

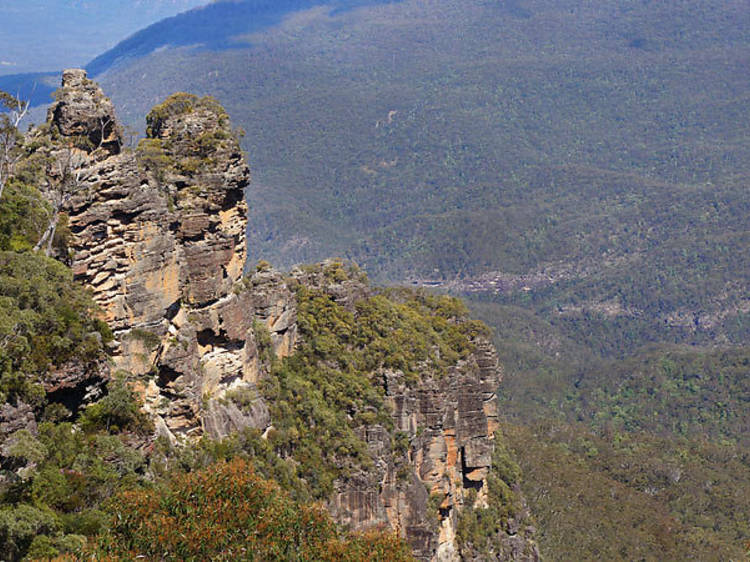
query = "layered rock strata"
xmin=30 ymin=71 xmax=536 ymax=560
xmin=35 ymin=70 xmax=279 ymax=441
xmin=332 ymin=334 xmax=503 ymax=560
xmin=291 ymin=267 xmax=537 ymax=561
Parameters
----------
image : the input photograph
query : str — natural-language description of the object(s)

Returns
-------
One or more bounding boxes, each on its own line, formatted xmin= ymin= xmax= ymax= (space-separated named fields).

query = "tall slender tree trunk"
xmin=34 ymin=212 xmax=59 ymax=256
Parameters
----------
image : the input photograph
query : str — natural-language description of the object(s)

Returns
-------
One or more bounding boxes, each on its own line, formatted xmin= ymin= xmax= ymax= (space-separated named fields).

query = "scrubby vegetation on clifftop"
xmin=85 ymin=458 xmax=414 ymax=562
xmin=261 ymin=263 xmax=488 ymax=498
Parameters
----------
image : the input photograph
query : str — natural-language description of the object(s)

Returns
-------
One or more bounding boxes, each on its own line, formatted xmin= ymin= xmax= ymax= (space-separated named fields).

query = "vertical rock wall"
xmin=39 ymin=70 xmax=288 ymax=442
xmin=328 ymin=343 xmax=503 ymax=561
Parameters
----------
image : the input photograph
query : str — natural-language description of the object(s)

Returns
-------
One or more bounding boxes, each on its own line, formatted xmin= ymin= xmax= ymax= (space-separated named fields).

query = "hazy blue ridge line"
xmin=85 ymin=0 xmax=402 ymax=77
xmin=0 ymin=0 xmax=402 ymax=109
xmin=0 ymin=72 xmax=58 ymax=108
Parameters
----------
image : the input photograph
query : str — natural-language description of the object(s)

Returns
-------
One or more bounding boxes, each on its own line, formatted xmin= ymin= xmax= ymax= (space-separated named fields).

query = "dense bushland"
xmin=469 ymin=300 xmax=750 ymax=559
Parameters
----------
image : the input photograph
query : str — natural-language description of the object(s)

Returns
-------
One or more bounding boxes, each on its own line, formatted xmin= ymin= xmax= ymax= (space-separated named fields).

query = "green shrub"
xmin=0 ymin=504 xmax=59 ymax=561
xmin=136 ymin=137 xmax=171 ymax=182
xmin=79 ymin=376 xmax=153 ymax=435
xmin=0 ymin=252 xmax=108 ymax=405
xmin=0 ymin=179 xmax=50 ymax=252
xmin=145 ymin=92 xmax=197 ymax=137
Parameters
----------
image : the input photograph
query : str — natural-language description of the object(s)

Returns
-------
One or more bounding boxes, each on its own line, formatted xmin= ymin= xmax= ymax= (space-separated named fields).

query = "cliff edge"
xmin=25 ymin=70 xmax=538 ymax=561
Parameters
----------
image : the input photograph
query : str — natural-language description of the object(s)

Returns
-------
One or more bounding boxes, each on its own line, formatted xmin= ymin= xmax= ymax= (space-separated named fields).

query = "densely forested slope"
xmin=503 ymin=423 xmax=749 ymax=561
xmin=86 ymin=0 xmax=399 ymax=77
xmin=0 ymin=0 xmax=398 ymax=106
xmin=469 ymin=301 xmax=750 ymax=560
xmin=90 ymin=0 xmax=750 ymax=352
xmin=470 ymin=301 xmax=750 ymax=444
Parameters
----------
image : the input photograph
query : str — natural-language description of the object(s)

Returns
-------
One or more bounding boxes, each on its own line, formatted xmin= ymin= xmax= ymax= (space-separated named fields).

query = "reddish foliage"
xmin=84 ymin=458 xmax=413 ymax=561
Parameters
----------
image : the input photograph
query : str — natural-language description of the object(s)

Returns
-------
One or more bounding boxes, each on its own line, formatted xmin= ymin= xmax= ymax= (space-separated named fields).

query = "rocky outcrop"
xmin=0 ymin=402 xmax=36 ymax=445
xmin=293 ymin=269 xmax=536 ymax=561
xmin=29 ymin=71 xmax=537 ymax=560
xmin=34 ymin=71 xmax=276 ymax=442
xmin=48 ymin=68 xmax=122 ymax=157
xmin=328 ymin=347 xmax=503 ymax=560
xmin=42 ymin=358 xmax=109 ymax=416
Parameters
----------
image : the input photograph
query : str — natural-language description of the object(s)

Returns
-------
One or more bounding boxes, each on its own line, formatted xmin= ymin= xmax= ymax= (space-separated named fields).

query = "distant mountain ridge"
xmin=0 ymin=0 xmax=399 ymax=106
xmin=0 ymin=1 xmax=207 ymax=72
xmin=0 ymin=72 xmax=59 ymax=109
xmin=87 ymin=0 xmax=400 ymax=76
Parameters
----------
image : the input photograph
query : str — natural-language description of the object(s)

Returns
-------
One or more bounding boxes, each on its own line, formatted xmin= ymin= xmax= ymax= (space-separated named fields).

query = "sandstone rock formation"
xmin=330 ymin=333 xmax=503 ymax=559
xmin=27 ymin=70 xmax=537 ymax=561
xmin=290 ymin=266 xmax=538 ymax=561
xmin=47 ymin=68 xmax=122 ymax=157
xmin=36 ymin=71 xmax=273 ymax=442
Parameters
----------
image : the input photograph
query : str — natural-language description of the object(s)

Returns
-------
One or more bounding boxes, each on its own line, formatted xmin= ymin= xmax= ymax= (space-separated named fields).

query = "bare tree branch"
xmin=34 ymin=138 xmax=88 ymax=256
xmin=0 ymin=90 xmax=30 ymax=200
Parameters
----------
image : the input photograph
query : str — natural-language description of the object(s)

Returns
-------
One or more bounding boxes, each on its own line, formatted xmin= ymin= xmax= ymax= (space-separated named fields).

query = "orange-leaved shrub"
xmin=83 ymin=458 xmax=413 ymax=561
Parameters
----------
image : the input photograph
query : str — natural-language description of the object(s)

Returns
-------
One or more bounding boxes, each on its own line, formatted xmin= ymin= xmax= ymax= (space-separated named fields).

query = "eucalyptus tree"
xmin=0 ymin=91 xmax=29 ymax=200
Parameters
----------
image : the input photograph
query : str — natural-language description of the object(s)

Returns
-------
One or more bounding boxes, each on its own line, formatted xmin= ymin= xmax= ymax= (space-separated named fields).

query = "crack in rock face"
xmin=38 ymin=70 xmax=259 ymax=441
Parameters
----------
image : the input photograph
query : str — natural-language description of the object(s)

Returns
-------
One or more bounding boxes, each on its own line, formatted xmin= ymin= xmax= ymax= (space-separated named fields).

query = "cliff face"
xmin=35 ymin=69 xmax=275 ymax=443
xmin=333 ymin=332 xmax=503 ymax=560
xmin=286 ymin=266 xmax=538 ymax=561
xmin=30 ymin=70 xmax=537 ymax=561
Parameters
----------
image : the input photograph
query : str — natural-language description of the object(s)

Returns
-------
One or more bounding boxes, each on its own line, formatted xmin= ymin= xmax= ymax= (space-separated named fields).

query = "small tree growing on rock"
xmin=33 ymin=138 xmax=88 ymax=256
xmin=0 ymin=90 xmax=30 ymax=200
